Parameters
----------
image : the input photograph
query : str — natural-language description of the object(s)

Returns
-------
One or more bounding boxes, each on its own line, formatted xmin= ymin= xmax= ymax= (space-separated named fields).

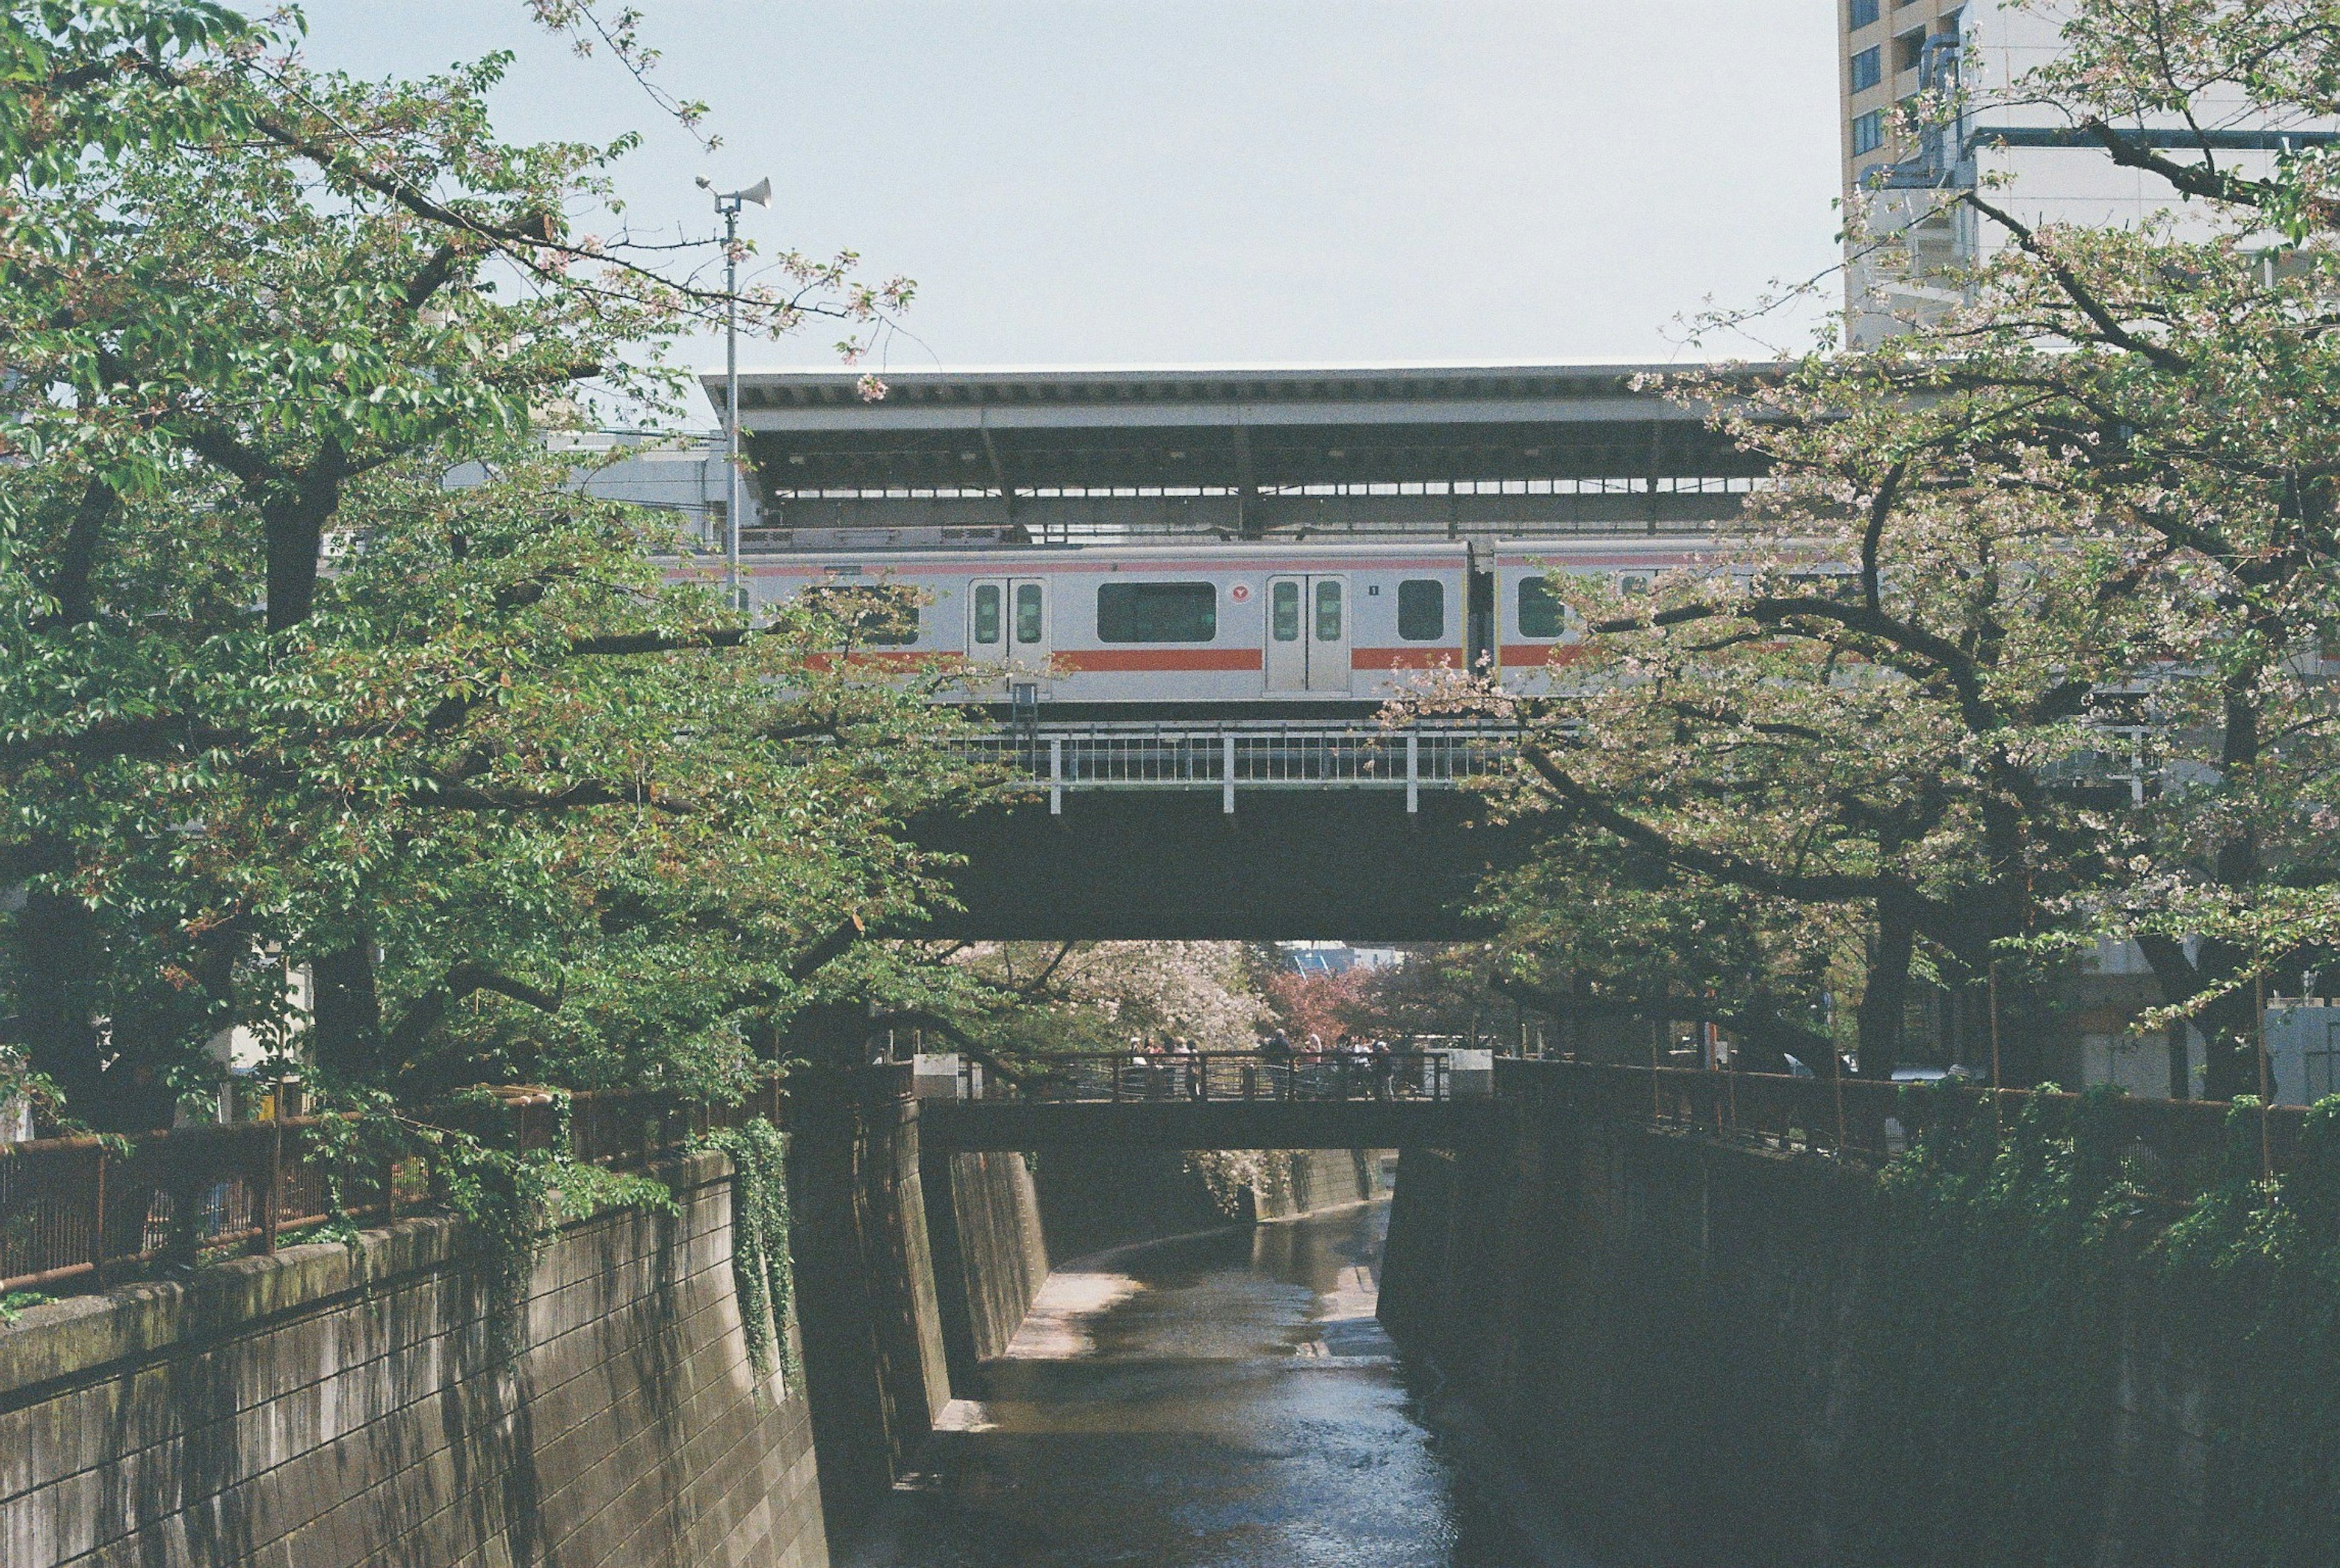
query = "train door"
xmin=968 ymin=577 xmax=1050 ymax=668
xmin=1265 ymin=574 xmax=1349 ymax=693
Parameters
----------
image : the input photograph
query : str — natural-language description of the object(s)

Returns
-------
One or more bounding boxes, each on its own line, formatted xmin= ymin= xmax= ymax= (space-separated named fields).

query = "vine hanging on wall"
xmin=700 ymin=1118 xmax=797 ymax=1386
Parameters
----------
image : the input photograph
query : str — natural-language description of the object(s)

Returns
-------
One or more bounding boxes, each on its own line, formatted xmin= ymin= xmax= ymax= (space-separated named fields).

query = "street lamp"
xmin=701 ymin=175 xmax=771 ymax=608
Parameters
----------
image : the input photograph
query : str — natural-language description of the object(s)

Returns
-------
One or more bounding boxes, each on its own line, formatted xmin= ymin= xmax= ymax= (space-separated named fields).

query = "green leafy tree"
xmin=1423 ymin=0 xmax=2340 ymax=1093
xmin=0 ymin=4 xmax=958 ymax=1130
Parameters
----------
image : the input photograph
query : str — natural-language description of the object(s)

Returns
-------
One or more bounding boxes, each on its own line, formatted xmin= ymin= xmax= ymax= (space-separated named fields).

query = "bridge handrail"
xmin=969 ymin=1049 xmax=1452 ymax=1104
xmin=0 ymin=1079 xmax=786 ymax=1300
xmin=1501 ymin=1057 xmax=2312 ymax=1202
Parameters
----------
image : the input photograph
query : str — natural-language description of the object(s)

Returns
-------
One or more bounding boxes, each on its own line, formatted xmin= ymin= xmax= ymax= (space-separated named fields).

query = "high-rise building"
xmin=1837 ymin=0 xmax=2335 ymax=344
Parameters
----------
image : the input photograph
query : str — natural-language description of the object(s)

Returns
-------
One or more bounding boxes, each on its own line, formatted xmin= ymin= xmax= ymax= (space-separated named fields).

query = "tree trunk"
xmin=262 ymin=445 xmax=344 ymax=634
xmin=14 ymin=889 xmax=107 ymax=1124
xmin=1856 ymin=894 xmax=1918 ymax=1079
xmin=310 ymin=942 xmax=384 ymax=1089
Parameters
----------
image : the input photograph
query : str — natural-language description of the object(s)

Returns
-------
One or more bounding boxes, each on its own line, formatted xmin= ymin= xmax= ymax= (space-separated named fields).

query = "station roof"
xmin=703 ymin=363 xmax=1776 ymax=495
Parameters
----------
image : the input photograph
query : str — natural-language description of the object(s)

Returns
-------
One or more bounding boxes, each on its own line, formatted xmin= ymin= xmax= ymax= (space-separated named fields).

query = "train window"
xmin=1015 ymin=582 xmax=1046 ymax=645
xmin=1397 ymin=579 xmax=1444 ymax=641
xmin=1097 ymin=581 xmax=1215 ymax=642
xmin=1617 ymin=572 xmax=1651 ymax=597
xmin=802 ymin=583 xmax=918 ymax=645
xmin=1517 ymin=576 xmax=1565 ymax=639
xmin=1271 ymin=580 xmax=1301 ymax=641
xmin=1314 ymin=579 xmax=1342 ymax=641
xmin=973 ymin=583 xmax=1002 ymax=645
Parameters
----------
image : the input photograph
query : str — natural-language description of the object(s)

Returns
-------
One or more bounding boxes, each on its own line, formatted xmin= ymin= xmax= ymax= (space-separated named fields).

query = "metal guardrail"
xmin=1502 ymin=1059 xmax=2310 ymax=1202
xmin=963 ymin=722 xmax=1517 ymax=813
xmin=0 ymin=1080 xmax=786 ymax=1300
xmin=969 ymin=1049 xmax=1452 ymax=1104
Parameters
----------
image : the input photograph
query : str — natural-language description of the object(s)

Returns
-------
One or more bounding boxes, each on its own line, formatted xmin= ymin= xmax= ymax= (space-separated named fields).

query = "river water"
xmin=840 ymin=1200 xmax=1609 ymax=1568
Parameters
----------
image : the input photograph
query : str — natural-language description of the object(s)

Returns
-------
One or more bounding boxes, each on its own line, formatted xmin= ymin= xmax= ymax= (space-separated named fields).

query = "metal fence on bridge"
xmin=962 ymin=721 xmax=1517 ymax=812
xmin=967 ymin=1049 xmax=1455 ymax=1104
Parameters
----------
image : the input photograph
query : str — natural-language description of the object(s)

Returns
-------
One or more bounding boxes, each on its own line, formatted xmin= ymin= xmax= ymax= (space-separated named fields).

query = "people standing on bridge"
xmin=1177 ymin=1035 xmax=1205 ymax=1100
xmin=1370 ymin=1038 xmax=1395 ymax=1101
xmin=1260 ymin=1028 xmax=1294 ymax=1100
xmin=1334 ymin=1034 xmax=1364 ymax=1100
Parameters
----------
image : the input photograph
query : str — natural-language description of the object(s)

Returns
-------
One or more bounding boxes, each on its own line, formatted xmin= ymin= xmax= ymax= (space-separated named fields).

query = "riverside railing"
xmin=0 ymin=1078 xmax=787 ymax=1300
xmin=969 ymin=1049 xmax=1451 ymax=1104
xmin=1502 ymin=1058 xmax=2313 ymax=1202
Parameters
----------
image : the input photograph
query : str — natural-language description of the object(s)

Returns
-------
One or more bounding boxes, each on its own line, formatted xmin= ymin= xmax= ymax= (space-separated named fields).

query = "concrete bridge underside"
xmin=920 ymin=1097 xmax=1503 ymax=1151
xmin=912 ymin=790 xmax=1528 ymax=940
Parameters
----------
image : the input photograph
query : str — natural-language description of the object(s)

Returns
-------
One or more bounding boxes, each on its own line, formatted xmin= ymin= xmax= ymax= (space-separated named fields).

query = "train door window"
xmin=1307 ymin=576 xmax=1349 ymax=692
xmin=1314 ymin=579 xmax=1343 ymax=642
xmin=1014 ymin=581 xmax=1046 ymax=645
xmin=970 ymin=579 xmax=1006 ymax=665
xmin=1517 ymin=575 xmax=1565 ymax=639
xmin=1397 ymin=578 xmax=1445 ymax=641
xmin=1271 ymin=579 xmax=1302 ymax=642
xmin=1267 ymin=576 xmax=1307 ymax=691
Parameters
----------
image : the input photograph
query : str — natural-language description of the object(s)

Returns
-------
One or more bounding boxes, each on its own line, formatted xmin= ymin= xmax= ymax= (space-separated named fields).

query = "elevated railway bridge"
xmin=608 ymin=364 xmax=2157 ymax=937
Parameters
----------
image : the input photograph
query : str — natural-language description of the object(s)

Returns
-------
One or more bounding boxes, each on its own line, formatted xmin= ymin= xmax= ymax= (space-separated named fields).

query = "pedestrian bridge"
xmin=914 ymin=1049 xmax=1505 ymax=1151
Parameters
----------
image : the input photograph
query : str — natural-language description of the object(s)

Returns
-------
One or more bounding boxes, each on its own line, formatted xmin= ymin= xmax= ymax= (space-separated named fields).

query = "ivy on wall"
xmin=700 ymin=1119 xmax=797 ymax=1386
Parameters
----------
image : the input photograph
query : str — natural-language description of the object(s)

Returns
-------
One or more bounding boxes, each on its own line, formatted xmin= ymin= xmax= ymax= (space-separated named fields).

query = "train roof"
xmin=731 ymin=541 xmax=1473 ymax=570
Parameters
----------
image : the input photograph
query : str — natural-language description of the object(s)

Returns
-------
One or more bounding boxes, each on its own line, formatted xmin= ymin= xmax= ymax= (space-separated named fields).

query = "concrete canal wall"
xmin=1 ymin=1065 xmax=1399 ymax=1568
xmin=1378 ymin=1085 xmax=2221 ymax=1568
xmin=1252 ymin=1148 xmax=1384 ymax=1221
xmin=0 ymin=1152 xmax=826 ymax=1568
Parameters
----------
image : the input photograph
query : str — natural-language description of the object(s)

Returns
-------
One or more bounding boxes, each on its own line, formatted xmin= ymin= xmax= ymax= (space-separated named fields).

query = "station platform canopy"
xmin=698 ymin=363 xmax=1778 ymax=550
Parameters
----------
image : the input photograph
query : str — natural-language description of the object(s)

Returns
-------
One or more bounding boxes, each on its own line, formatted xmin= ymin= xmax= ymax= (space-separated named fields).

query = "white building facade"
xmin=1840 ymin=0 xmax=2338 ymax=344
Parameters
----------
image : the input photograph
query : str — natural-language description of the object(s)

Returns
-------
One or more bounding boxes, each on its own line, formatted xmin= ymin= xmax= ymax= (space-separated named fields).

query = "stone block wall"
xmin=1252 ymin=1148 xmax=1384 ymax=1221
xmin=1378 ymin=1098 xmax=2219 ymax=1567
xmin=782 ymin=1076 xmax=951 ymax=1541
xmin=0 ymin=1152 xmax=826 ymax=1568
xmin=924 ymin=1151 xmax=1049 ymax=1388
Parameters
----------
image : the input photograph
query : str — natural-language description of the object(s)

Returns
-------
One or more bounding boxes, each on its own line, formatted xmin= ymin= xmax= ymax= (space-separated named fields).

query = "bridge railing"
xmin=1501 ymin=1059 xmax=2313 ymax=1202
xmin=0 ymin=1079 xmax=785 ymax=1300
xmin=973 ymin=1050 xmax=1453 ymax=1104
xmin=960 ymin=720 xmax=1518 ymax=811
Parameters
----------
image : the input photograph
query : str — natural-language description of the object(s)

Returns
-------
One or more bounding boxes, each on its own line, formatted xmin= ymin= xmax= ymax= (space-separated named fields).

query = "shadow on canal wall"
xmin=786 ymin=1068 xmax=1387 ymax=1549
xmin=0 ymin=1151 xmax=827 ymax=1568
xmin=1378 ymin=1093 xmax=2223 ymax=1568
xmin=924 ymin=1146 xmax=1385 ymax=1382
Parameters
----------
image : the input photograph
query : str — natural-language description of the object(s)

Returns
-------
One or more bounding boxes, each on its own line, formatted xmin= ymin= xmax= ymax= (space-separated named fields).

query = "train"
xmin=720 ymin=537 xmax=1728 ymax=711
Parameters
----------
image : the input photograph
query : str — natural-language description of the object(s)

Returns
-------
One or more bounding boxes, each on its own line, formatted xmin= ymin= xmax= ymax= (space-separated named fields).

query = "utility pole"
xmin=703 ymin=176 xmax=771 ymax=608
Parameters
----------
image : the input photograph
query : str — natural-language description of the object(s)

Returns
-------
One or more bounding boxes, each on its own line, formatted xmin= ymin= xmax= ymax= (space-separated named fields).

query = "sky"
xmin=296 ymin=3 xmax=1846 ymax=391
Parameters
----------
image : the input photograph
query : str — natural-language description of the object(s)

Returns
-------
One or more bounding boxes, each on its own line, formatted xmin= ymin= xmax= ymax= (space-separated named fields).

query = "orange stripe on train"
xmin=1349 ymin=647 xmax=1465 ymax=670
xmin=1053 ymin=649 xmax=1266 ymax=672
xmin=1497 ymin=644 xmax=1590 ymax=668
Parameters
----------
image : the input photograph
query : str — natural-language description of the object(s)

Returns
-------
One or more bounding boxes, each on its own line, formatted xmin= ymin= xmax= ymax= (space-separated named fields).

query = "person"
xmin=1304 ymin=1032 xmax=1325 ymax=1098
xmin=1370 ymin=1037 xmax=1395 ymax=1101
xmin=1257 ymin=1027 xmax=1294 ymax=1100
xmin=1177 ymin=1035 xmax=1205 ymax=1101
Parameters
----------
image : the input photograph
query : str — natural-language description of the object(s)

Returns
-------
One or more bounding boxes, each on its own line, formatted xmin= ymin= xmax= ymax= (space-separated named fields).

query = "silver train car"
xmin=700 ymin=537 xmax=1728 ymax=709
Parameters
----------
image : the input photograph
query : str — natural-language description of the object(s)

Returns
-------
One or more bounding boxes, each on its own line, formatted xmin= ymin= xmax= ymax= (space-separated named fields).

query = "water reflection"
xmin=843 ymin=1201 xmax=1603 ymax=1568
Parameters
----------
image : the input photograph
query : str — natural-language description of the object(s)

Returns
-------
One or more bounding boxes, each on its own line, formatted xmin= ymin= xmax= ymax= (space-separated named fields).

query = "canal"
xmin=841 ymin=1198 xmax=1611 ymax=1567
